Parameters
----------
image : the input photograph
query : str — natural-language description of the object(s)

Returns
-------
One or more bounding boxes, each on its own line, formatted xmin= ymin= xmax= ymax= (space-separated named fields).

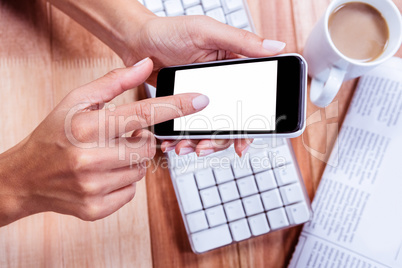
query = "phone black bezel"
xmin=154 ymin=55 xmax=305 ymax=137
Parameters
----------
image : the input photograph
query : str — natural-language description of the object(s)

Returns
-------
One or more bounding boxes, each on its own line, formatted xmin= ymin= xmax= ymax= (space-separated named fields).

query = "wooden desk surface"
xmin=0 ymin=0 xmax=401 ymax=267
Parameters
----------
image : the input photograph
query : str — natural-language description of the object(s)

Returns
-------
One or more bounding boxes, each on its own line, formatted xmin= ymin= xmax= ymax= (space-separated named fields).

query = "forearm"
xmin=48 ymin=0 xmax=156 ymax=63
xmin=0 ymin=142 xmax=35 ymax=227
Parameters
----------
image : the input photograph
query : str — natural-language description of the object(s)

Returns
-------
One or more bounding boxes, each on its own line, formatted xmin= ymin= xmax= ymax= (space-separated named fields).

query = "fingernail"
xmin=162 ymin=146 xmax=175 ymax=153
xmin=262 ymin=40 xmax=286 ymax=54
xmin=163 ymin=140 xmax=177 ymax=146
xmin=134 ymin=57 xmax=149 ymax=66
xmin=178 ymin=147 xmax=194 ymax=155
xmin=213 ymin=139 xmax=232 ymax=147
xmin=192 ymin=95 xmax=210 ymax=110
xmin=240 ymin=145 xmax=250 ymax=158
xmin=198 ymin=149 xmax=215 ymax=157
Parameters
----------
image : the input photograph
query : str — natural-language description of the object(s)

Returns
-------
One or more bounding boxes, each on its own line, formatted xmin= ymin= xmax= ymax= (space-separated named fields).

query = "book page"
xmin=289 ymin=57 xmax=402 ymax=268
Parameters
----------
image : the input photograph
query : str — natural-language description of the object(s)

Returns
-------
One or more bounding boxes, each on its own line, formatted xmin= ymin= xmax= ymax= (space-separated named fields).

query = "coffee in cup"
xmin=328 ymin=2 xmax=389 ymax=62
xmin=303 ymin=0 xmax=402 ymax=107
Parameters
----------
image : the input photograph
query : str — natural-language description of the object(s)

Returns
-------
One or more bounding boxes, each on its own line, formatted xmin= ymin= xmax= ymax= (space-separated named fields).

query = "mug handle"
xmin=310 ymin=67 xmax=346 ymax=107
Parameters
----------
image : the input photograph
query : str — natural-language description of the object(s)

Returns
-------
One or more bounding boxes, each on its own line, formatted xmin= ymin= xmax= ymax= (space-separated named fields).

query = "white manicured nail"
xmin=262 ymin=40 xmax=286 ymax=54
xmin=178 ymin=147 xmax=194 ymax=155
xmin=162 ymin=146 xmax=175 ymax=153
xmin=134 ymin=57 xmax=149 ymax=66
xmin=240 ymin=145 xmax=250 ymax=157
xmin=199 ymin=149 xmax=215 ymax=157
xmin=192 ymin=95 xmax=210 ymax=110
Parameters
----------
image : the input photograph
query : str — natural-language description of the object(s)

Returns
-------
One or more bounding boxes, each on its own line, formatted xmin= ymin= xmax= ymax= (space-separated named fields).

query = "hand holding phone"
xmin=154 ymin=54 xmax=307 ymax=139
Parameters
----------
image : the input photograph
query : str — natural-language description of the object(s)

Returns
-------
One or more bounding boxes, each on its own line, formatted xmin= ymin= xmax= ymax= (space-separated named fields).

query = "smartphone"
xmin=153 ymin=54 xmax=307 ymax=139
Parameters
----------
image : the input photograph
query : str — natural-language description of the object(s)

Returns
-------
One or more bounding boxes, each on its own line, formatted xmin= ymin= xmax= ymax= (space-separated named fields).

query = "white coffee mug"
xmin=304 ymin=0 xmax=402 ymax=107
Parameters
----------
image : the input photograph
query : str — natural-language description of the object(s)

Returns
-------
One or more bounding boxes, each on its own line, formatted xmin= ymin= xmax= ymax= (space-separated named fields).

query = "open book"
xmin=289 ymin=57 xmax=402 ymax=268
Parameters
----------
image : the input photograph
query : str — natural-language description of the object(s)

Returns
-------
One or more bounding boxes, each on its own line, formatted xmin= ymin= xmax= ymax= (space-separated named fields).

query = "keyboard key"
xmin=205 ymin=205 xmax=227 ymax=227
xmin=224 ymin=200 xmax=245 ymax=221
xmin=144 ymin=0 xmax=164 ymax=13
xmin=242 ymin=194 xmax=264 ymax=216
xmin=242 ymin=26 xmax=252 ymax=32
xmin=155 ymin=10 xmax=166 ymax=16
xmin=269 ymin=145 xmax=293 ymax=168
xmin=176 ymin=173 xmax=203 ymax=213
xmin=273 ymin=164 xmax=298 ymax=186
xmin=200 ymin=186 xmax=221 ymax=208
xmin=267 ymin=207 xmax=289 ymax=230
xmin=206 ymin=8 xmax=227 ymax=23
xmin=286 ymin=202 xmax=311 ymax=225
xmin=164 ymin=0 xmax=185 ymax=16
xmin=279 ymin=183 xmax=304 ymax=205
xmin=255 ymin=170 xmax=277 ymax=192
xmin=213 ymin=166 xmax=234 ymax=184
xmin=221 ymin=0 xmax=243 ymax=13
xmin=218 ymin=181 xmax=240 ymax=202
xmin=229 ymin=219 xmax=251 ymax=241
xmin=248 ymin=213 xmax=270 ymax=236
xmin=185 ymin=4 xmax=205 ymax=15
xmin=195 ymin=168 xmax=216 ymax=189
xmin=232 ymin=160 xmax=253 ymax=178
xmin=173 ymin=153 xmax=197 ymax=175
xmin=187 ymin=211 xmax=208 ymax=233
xmin=269 ymin=138 xmax=285 ymax=147
xmin=227 ymin=9 xmax=248 ymax=28
xmin=261 ymin=189 xmax=283 ymax=211
xmin=250 ymin=151 xmax=271 ymax=173
xmin=201 ymin=0 xmax=221 ymax=11
xmin=236 ymin=175 xmax=258 ymax=197
xmin=182 ymin=0 xmax=201 ymax=8
xmin=251 ymin=138 xmax=284 ymax=148
xmin=191 ymin=224 xmax=232 ymax=253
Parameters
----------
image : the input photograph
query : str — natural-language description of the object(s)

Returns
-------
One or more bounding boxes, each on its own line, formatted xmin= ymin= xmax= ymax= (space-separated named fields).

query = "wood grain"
xmin=0 ymin=0 xmax=401 ymax=267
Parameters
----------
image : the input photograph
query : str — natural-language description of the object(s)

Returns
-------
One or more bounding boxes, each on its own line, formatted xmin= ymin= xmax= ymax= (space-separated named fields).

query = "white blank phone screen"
xmin=173 ymin=60 xmax=278 ymax=131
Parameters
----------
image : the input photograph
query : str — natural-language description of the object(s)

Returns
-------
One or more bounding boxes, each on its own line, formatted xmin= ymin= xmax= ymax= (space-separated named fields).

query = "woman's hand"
xmin=47 ymin=0 xmax=286 ymax=156
xmin=0 ymin=58 xmax=209 ymax=226
xmin=123 ymin=16 xmax=285 ymax=85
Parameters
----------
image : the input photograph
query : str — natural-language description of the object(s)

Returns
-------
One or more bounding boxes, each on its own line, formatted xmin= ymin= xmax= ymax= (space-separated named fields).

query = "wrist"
xmin=0 ymin=141 xmax=39 ymax=226
xmin=112 ymin=8 xmax=158 ymax=66
xmin=48 ymin=0 xmax=157 ymax=65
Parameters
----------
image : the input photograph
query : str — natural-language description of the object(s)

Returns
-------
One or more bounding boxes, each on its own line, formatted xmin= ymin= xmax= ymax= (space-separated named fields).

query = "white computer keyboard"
xmin=167 ymin=139 xmax=312 ymax=253
xmin=140 ymin=0 xmax=312 ymax=253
